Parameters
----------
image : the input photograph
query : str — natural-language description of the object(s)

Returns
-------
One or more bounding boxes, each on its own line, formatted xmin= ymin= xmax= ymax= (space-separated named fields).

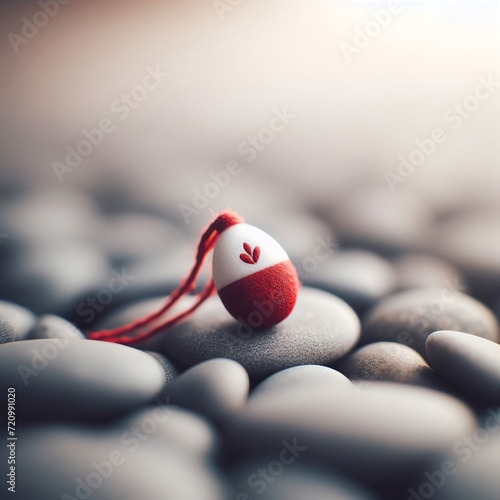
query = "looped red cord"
xmin=88 ymin=210 xmax=244 ymax=345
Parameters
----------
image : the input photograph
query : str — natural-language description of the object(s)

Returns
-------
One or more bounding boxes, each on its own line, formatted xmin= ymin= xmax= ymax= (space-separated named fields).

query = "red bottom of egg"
xmin=217 ymin=259 xmax=300 ymax=329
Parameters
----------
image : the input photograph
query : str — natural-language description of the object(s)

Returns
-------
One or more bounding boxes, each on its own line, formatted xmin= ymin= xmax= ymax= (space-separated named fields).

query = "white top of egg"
xmin=212 ymin=223 xmax=289 ymax=290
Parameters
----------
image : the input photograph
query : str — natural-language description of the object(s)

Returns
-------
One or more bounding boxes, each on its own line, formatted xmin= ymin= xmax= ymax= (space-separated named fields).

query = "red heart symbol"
xmin=240 ymin=242 xmax=260 ymax=264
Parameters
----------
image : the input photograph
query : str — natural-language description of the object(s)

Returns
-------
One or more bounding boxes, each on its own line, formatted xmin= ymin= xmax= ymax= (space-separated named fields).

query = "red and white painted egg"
xmin=212 ymin=223 xmax=300 ymax=328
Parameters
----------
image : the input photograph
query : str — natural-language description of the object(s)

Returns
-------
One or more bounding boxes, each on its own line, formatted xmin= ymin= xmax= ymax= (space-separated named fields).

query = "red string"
xmin=88 ymin=210 xmax=244 ymax=344
xmin=101 ymin=279 xmax=217 ymax=345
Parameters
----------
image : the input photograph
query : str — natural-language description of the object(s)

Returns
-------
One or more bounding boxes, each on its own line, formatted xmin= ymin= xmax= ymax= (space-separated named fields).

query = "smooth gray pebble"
xmin=362 ymin=288 xmax=498 ymax=360
xmin=165 ymin=358 xmax=249 ymax=423
xmin=161 ymin=287 xmax=361 ymax=380
xmin=0 ymin=300 xmax=35 ymax=343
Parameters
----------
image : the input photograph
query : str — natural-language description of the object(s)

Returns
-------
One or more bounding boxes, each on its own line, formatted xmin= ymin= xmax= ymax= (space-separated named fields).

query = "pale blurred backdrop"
xmin=1 ymin=0 xmax=499 ymax=213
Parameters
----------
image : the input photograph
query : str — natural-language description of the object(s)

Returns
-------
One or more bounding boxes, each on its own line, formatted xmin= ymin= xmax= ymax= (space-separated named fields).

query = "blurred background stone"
xmin=361 ymin=288 xmax=499 ymax=360
xmin=0 ymin=300 xmax=35 ymax=343
xmin=307 ymin=249 xmax=397 ymax=315
xmin=337 ymin=341 xmax=446 ymax=391
xmin=28 ymin=314 xmax=85 ymax=340
xmin=14 ymin=425 xmax=228 ymax=500
xmin=393 ymin=253 xmax=466 ymax=293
